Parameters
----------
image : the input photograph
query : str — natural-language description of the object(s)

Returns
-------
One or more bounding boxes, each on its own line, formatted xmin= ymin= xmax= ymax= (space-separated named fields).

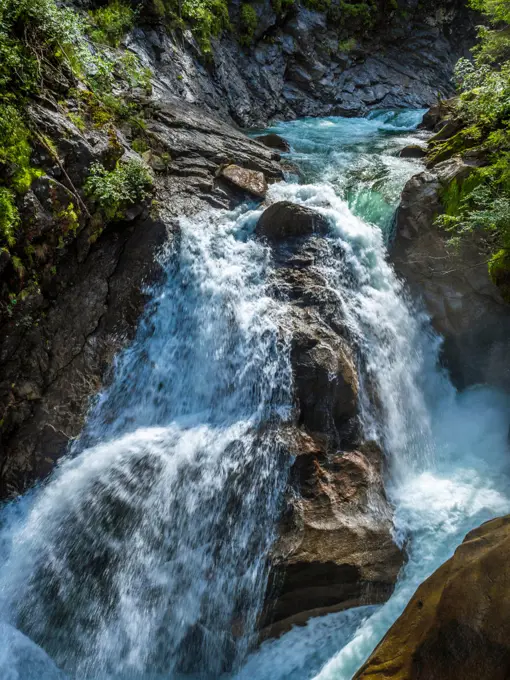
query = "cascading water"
xmin=0 ymin=207 xmax=294 ymax=678
xmin=235 ymin=112 xmax=510 ymax=679
xmin=0 ymin=109 xmax=509 ymax=680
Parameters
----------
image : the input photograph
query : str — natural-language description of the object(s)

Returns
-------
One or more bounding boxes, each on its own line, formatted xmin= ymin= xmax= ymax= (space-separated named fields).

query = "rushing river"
xmin=0 ymin=110 xmax=509 ymax=679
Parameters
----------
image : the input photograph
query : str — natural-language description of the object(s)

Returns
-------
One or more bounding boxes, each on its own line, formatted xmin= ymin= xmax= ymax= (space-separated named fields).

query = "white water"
xmin=0 ymin=110 xmax=509 ymax=679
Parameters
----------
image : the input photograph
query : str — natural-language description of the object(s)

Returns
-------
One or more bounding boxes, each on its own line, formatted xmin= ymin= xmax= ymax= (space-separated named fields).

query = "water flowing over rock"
xmin=355 ymin=515 xmax=510 ymax=680
xmin=255 ymin=199 xmax=405 ymax=636
xmin=0 ymin=98 xmax=282 ymax=499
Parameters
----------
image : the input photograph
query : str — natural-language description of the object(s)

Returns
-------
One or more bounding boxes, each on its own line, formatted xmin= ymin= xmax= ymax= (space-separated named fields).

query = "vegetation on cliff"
xmin=0 ymin=0 xmax=154 ymax=317
xmin=431 ymin=0 xmax=510 ymax=295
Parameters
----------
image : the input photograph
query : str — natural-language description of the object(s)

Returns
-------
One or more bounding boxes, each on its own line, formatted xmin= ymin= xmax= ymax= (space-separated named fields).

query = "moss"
xmin=439 ymin=171 xmax=483 ymax=217
xmin=489 ymin=249 xmax=510 ymax=302
xmin=0 ymin=188 xmax=19 ymax=247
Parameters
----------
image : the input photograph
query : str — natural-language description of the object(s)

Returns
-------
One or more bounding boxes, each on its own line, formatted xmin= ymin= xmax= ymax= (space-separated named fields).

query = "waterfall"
xmin=0 ymin=109 xmax=509 ymax=680
xmin=0 ymin=206 xmax=293 ymax=678
xmin=234 ymin=112 xmax=510 ymax=679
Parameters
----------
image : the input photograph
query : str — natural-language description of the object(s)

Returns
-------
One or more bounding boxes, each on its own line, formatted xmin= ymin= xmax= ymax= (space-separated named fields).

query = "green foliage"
xmin=240 ymin=3 xmax=258 ymax=45
xmin=271 ymin=0 xmax=295 ymax=14
xmin=0 ymin=188 xmax=19 ymax=247
xmin=85 ymin=158 xmax=154 ymax=222
xmin=88 ymin=1 xmax=136 ymax=47
xmin=434 ymin=0 xmax=510 ymax=291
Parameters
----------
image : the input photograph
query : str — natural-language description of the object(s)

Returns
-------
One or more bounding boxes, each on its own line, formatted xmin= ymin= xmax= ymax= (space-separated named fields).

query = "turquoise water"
xmin=0 ymin=110 xmax=509 ymax=680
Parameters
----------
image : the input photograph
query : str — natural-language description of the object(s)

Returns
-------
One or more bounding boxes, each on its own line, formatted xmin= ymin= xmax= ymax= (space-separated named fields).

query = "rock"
xmin=129 ymin=1 xmax=476 ymax=127
xmin=262 ymin=436 xmax=405 ymax=639
xmin=256 ymin=201 xmax=330 ymax=241
xmin=392 ymin=158 xmax=510 ymax=390
xmin=399 ymin=144 xmax=427 ymax=159
xmin=261 ymin=219 xmax=404 ymax=636
xmin=355 ymin=516 xmax=510 ymax=680
xmin=255 ymin=133 xmax=291 ymax=153
xmin=219 ymin=164 xmax=268 ymax=198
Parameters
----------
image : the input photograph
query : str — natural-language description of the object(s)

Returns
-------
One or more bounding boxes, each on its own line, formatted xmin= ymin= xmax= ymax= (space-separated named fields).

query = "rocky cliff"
xmin=392 ymin=108 xmax=510 ymax=389
xmin=129 ymin=0 xmax=475 ymax=126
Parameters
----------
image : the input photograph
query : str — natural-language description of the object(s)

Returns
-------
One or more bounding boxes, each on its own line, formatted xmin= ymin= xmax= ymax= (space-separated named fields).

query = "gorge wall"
xmin=130 ymin=0 xmax=476 ymax=126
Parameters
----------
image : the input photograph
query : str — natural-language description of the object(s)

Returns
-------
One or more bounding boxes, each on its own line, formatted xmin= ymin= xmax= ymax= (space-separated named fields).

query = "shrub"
xmin=85 ymin=158 xmax=154 ymax=223
xmin=88 ymin=1 xmax=136 ymax=48
xmin=240 ymin=4 xmax=258 ymax=45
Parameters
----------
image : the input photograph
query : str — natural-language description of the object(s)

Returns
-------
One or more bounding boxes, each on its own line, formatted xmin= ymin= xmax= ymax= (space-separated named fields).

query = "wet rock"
xmin=355 ymin=515 xmax=510 ymax=680
xmin=256 ymin=201 xmax=330 ymax=241
xmin=261 ymin=221 xmax=404 ymax=635
xmin=129 ymin=1 xmax=476 ymax=128
xmin=219 ymin=164 xmax=268 ymax=198
xmin=392 ymin=158 xmax=510 ymax=390
xmin=399 ymin=144 xmax=427 ymax=159
xmin=262 ymin=435 xmax=404 ymax=638
xmin=255 ymin=133 xmax=291 ymax=153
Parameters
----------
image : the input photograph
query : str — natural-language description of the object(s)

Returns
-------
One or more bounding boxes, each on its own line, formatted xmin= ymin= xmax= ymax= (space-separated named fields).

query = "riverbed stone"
xmin=355 ymin=515 xmax=510 ymax=680
xmin=219 ymin=164 xmax=268 ymax=198
xmin=256 ymin=201 xmax=330 ymax=241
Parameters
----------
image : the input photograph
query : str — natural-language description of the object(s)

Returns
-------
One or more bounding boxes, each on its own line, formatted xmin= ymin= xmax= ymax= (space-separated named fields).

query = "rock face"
xmin=392 ymin=156 xmax=510 ymax=389
xmin=399 ymin=144 xmax=427 ymax=159
xmin=0 ymin=98 xmax=283 ymax=499
xmin=257 ymin=202 xmax=405 ymax=636
xmin=355 ymin=516 xmax=510 ymax=680
xmin=129 ymin=0 xmax=476 ymax=127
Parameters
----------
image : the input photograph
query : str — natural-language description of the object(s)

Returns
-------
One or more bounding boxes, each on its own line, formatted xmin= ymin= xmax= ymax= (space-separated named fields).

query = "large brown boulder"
xmin=262 ymin=433 xmax=405 ymax=638
xmin=259 ymin=227 xmax=404 ymax=637
xmin=219 ymin=164 xmax=268 ymax=198
xmin=256 ymin=201 xmax=330 ymax=241
xmin=355 ymin=516 xmax=510 ymax=680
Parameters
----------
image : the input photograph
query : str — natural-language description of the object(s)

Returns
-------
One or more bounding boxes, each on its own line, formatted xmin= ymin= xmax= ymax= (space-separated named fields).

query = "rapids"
xmin=0 ymin=110 xmax=509 ymax=679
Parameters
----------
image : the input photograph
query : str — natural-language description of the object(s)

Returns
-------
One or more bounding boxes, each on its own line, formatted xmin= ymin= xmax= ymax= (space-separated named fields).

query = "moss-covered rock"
xmin=355 ymin=515 xmax=510 ymax=680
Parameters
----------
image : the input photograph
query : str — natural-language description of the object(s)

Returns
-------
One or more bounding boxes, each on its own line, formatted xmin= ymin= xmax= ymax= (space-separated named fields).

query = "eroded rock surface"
xmin=129 ymin=1 xmax=476 ymax=127
xmin=355 ymin=515 xmax=510 ymax=680
xmin=257 ymin=202 xmax=405 ymax=636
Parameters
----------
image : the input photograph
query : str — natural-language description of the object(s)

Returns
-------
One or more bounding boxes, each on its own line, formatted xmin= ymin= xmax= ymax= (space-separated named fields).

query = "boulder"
xmin=262 ymin=434 xmax=405 ymax=639
xmin=355 ymin=516 xmax=510 ymax=680
xmin=399 ymin=144 xmax=426 ymax=159
xmin=261 ymin=223 xmax=404 ymax=637
xmin=256 ymin=201 xmax=330 ymax=241
xmin=219 ymin=164 xmax=268 ymax=198
xmin=255 ymin=133 xmax=291 ymax=153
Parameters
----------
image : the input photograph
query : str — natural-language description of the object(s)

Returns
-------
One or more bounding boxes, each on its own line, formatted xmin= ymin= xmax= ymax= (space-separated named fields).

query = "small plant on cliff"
xmin=240 ymin=3 xmax=258 ymax=45
xmin=88 ymin=1 xmax=136 ymax=47
xmin=0 ymin=188 xmax=19 ymax=247
xmin=432 ymin=0 xmax=510 ymax=292
xmin=85 ymin=158 xmax=154 ymax=223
